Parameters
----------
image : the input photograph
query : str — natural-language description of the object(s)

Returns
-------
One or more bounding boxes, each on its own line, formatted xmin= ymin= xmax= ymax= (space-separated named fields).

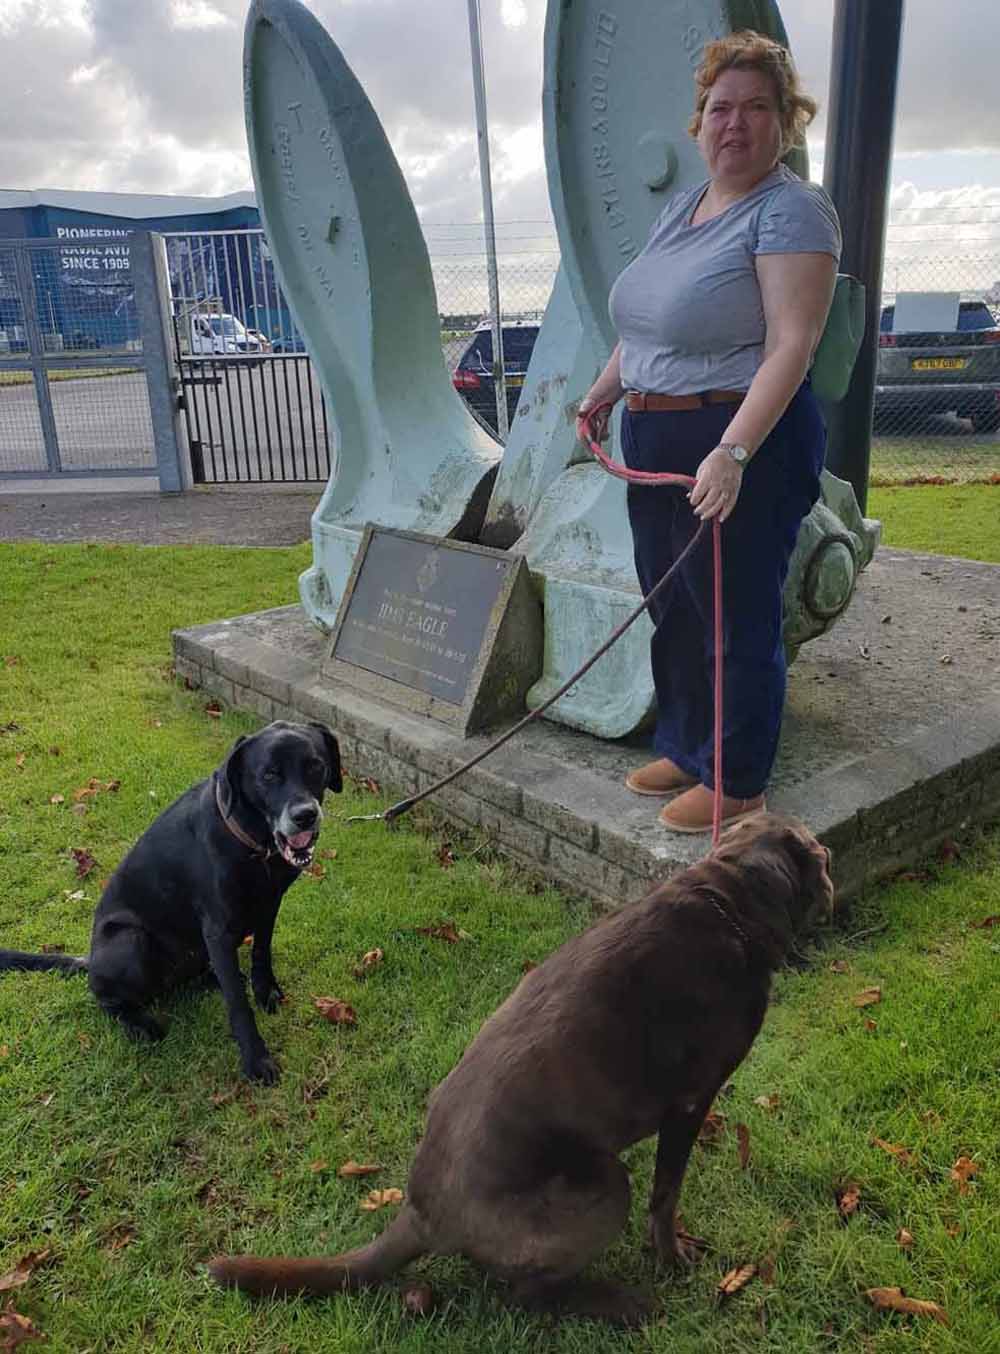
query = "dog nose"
xmin=290 ymin=803 xmax=319 ymax=830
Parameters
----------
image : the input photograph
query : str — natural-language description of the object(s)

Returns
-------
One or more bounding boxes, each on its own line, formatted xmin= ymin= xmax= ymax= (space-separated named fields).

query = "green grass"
xmin=0 ymin=367 xmax=137 ymax=386
xmin=868 ymin=483 xmax=1000 ymax=561
xmin=1 ymin=538 xmax=998 ymax=1353
xmin=869 ymin=434 xmax=998 ymax=486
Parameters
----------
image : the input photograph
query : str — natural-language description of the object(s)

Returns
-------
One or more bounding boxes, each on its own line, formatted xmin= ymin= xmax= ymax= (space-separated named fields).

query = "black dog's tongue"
xmin=286 ymin=831 xmax=313 ymax=851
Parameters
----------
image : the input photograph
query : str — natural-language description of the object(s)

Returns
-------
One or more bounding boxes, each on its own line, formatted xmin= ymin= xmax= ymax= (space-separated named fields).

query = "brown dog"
xmin=210 ymin=812 xmax=833 ymax=1324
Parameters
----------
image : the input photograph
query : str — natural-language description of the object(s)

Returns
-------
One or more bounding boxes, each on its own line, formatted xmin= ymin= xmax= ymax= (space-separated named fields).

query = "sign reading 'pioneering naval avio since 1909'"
xmin=323 ymin=526 xmax=542 ymax=734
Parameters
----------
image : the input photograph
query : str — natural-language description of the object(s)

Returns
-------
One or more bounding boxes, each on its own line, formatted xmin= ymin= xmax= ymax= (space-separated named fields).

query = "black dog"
xmin=210 ymin=813 xmax=833 ymax=1323
xmin=0 ymin=721 xmax=341 ymax=1083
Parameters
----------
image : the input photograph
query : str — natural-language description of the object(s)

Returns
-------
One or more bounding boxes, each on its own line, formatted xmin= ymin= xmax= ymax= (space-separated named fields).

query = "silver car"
xmin=875 ymin=301 xmax=1000 ymax=434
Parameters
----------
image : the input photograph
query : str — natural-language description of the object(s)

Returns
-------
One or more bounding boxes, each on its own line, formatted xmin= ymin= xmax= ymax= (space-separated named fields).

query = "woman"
xmin=577 ymin=30 xmax=841 ymax=834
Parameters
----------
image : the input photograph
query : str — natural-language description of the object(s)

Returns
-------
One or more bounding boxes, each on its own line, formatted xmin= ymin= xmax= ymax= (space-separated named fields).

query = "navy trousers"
xmin=621 ymin=384 xmax=826 ymax=797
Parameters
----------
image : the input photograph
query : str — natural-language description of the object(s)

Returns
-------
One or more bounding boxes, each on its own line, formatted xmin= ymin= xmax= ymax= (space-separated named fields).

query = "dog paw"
xmin=244 ymin=1051 xmax=280 ymax=1085
xmin=648 ymin=1216 xmax=707 ymax=1269
xmin=122 ymin=1016 xmax=166 ymax=1043
xmin=252 ymin=980 xmax=285 ymax=1014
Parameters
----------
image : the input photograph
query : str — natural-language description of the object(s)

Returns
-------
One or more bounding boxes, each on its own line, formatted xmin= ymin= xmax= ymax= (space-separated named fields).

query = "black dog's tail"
xmin=208 ymin=1205 xmax=427 ymax=1297
xmin=0 ymin=949 xmax=88 ymax=976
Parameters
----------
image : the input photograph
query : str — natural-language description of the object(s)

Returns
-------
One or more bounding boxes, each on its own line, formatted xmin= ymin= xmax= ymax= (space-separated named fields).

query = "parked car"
xmin=452 ymin=320 xmax=540 ymax=433
xmin=875 ymin=300 xmax=1000 ymax=433
xmin=188 ymin=313 xmax=265 ymax=357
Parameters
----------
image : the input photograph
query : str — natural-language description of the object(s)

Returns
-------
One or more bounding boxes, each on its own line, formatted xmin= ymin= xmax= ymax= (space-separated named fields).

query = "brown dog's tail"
xmin=208 ymin=1205 xmax=427 ymax=1297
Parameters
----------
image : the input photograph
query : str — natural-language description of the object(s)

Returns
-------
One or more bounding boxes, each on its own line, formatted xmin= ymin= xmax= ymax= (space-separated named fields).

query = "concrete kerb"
xmin=171 ymin=548 xmax=1000 ymax=908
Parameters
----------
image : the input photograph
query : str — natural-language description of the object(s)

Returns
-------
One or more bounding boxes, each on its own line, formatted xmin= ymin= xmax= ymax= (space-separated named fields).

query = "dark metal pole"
xmin=821 ymin=0 xmax=904 ymax=513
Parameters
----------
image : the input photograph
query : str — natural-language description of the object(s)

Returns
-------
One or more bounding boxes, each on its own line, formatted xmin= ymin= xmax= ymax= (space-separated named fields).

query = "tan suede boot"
xmin=624 ymin=758 xmax=698 ymax=797
xmin=659 ymin=784 xmax=766 ymax=834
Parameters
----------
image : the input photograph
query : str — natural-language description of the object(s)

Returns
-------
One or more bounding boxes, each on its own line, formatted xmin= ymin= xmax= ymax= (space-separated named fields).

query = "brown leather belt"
xmin=624 ymin=389 xmax=745 ymax=412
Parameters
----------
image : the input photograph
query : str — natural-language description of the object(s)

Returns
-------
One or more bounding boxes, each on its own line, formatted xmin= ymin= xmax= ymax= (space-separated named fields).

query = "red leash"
xmin=576 ymin=405 xmax=724 ymax=845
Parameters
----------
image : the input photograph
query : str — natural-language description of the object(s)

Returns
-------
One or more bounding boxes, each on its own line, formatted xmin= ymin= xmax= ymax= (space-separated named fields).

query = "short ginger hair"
xmin=687 ymin=30 xmax=817 ymax=157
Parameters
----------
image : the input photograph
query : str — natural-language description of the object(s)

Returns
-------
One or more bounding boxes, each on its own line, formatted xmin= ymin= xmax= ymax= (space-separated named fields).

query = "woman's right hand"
xmin=576 ymin=395 xmax=613 ymax=444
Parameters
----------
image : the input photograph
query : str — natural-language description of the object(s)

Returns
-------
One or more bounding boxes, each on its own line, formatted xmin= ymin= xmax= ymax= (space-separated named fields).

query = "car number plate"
xmin=911 ymin=357 xmax=967 ymax=371
xmin=505 ymin=375 xmax=525 ymax=388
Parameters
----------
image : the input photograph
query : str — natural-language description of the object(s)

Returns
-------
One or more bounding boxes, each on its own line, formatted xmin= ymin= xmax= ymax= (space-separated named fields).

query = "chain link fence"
xmin=430 ymin=224 xmax=1000 ymax=486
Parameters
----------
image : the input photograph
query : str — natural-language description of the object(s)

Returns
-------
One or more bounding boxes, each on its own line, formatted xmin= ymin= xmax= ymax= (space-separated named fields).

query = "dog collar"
xmin=214 ymin=776 xmax=272 ymax=861
xmin=698 ymin=888 xmax=751 ymax=956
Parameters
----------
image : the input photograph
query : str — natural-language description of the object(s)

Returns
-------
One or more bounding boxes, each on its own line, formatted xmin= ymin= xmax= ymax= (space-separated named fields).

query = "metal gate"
xmin=0 ymin=234 xmax=183 ymax=486
xmin=164 ymin=229 xmax=332 ymax=483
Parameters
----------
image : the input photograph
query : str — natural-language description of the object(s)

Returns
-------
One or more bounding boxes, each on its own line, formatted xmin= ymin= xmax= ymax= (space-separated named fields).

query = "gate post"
xmin=133 ymin=231 xmax=191 ymax=492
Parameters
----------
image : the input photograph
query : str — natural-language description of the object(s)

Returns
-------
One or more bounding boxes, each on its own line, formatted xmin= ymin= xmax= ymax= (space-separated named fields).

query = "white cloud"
xmin=0 ymin=0 xmax=997 ymax=242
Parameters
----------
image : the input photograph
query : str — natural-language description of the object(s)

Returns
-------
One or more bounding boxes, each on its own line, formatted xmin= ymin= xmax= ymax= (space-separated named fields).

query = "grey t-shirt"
xmin=608 ymin=164 xmax=842 ymax=395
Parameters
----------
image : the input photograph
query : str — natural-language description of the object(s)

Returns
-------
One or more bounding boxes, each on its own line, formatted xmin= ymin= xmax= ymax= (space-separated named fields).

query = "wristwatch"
xmin=720 ymin=442 xmax=751 ymax=467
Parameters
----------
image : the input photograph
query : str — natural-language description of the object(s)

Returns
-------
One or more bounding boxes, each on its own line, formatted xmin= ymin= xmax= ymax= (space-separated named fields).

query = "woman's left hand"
xmin=689 ymin=446 xmax=745 ymax=523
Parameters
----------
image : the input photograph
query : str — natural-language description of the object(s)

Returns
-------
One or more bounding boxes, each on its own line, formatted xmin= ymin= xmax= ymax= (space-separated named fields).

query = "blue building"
xmin=0 ymin=188 xmax=265 ymax=350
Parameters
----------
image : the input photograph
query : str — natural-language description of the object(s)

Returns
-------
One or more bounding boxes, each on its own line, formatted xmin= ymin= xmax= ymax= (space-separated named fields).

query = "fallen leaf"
xmin=358 ymin=776 xmax=381 ymax=795
xmin=359 ymin=1187 xmax=403 ymax=1212
xmin=872 ymin=1137 xmax=916 ymax=1168
xmin=48 ymin=792 xmax=64 ymax=805
xmin=950 ymin=1157 xmax=979 ymax=1194
xmin=853 ymin=987 xmax=882 ymax=1007
xmin=836 ymin=1182 xmax=862 ymax=1218
xmin=521 ymin=959 xmax=537 ymax=974
xmin=40 ymin=944 xmax=65 ymax=955
xmin=313 ymin=997 xmax=357 ymax=1026
xmin=699 ymin=1111 xmax=727 ymax=1146
xmin=401 ymin=1282 xmax=435 ymax=1317
xmin=353 ymin=948 xmax=384 ymax=978
xmin=970 ymin=915 xmax=999 ymax=929
xmin=753 ymin=1093 xmax=780 ymax=1111
xmin=309 ymin=1160 xmax=328 ymax=1174
xmin=70 ymin=803 xmax=87 ymax=818
xmin=864 ymin=1018 xmax=878 ymax=1032
xmin=0 ymin=1251 xmax=51 ymax=1294
xmin=864 ymin=1286 xmax=948 ymax=1325
xmin=735 ymin=1122 xmax=751 ymax=1170
xmin=204 ymin=701 xmax=223 ymax=719
xmin=104 ymin=779 xmax=120 ymax=793
xmin=304 ymin=863 xmax=325 ymax=880
xmin=0 ymin=1305 xmax=45 ymax=1348
xmin=757 ymin=1255 xmax=776 ymax=1286
xmin=896 ymin=1228 xmax=914 ymax=1250
xmin=14 ymin=753 xmax=25 ymax=770
xmin=415 ymin=922 xmax=466 ymax=944
xmin=944 ymin=1221 xmax=960 ymax=1239
xmin=3 ymin=656 xmax=20 ymax=667
xmin=921 ymin=1109 xmax=942 ymax=1127
xmin=828 ymin=959 xmax=850 ymax=974
xmin=77 ymin=1032 xmax=91 ymax=1051
xmin=62 ymin=889 xmax=85 ymax=902
xmin=0 ymin=722 xmax=21 ymax=734
xmin=320 ymin=848 xmax=338 ymax=860
xmin=436 ymin=844 xmax=456 ymax=868
xmin=102 ymin=1225 xmax=136 ymax=1255
xmin=71 ymin=848 xmax=97 ymax=878
xmin=717 ymin=1264 xmax=756 ymax=1298
xmin=338 ymin=1161 xmax=382 ymax=1178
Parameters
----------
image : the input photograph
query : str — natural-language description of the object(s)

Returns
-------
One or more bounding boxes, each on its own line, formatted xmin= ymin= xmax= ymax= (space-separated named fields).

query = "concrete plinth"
xmin=173 ymin=548 xmax=1000 ymax=906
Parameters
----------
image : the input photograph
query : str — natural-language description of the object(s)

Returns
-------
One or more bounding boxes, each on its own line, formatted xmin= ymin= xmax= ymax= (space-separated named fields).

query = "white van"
xmin=188 ymin=313 xmax=264 ymax=356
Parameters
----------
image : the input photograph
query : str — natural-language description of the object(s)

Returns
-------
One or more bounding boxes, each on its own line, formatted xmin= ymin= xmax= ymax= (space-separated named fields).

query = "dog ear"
xmin=217 ymin=734 xmax=250 ymax=817
xmin=309 ymin=722 xmax=342 ymax=793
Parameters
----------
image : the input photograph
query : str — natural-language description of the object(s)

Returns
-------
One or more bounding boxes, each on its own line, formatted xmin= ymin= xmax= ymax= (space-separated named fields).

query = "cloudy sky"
xmin=1 ymin=0 xmax=999 ymax=258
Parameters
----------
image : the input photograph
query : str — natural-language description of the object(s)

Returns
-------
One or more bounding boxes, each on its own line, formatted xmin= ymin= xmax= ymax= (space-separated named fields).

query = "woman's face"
xmin=697 ymin=67 xmax=784 ymax=187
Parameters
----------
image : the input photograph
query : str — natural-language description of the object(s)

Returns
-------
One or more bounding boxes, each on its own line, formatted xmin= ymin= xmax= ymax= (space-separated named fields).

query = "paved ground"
xmin=0 ymin=486 xmax=319 ymax=547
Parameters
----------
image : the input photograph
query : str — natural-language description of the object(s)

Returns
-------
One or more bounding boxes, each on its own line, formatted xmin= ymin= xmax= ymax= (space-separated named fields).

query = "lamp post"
xmin=821 ymin=0 xmax=905 ymax=513
xmin=466 ymin=0 xmax=508 ymax=439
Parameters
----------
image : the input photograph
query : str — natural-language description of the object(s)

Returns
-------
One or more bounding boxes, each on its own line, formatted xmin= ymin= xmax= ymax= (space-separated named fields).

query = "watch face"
xmin=726 ymin=443 xmax=749 ymax=464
